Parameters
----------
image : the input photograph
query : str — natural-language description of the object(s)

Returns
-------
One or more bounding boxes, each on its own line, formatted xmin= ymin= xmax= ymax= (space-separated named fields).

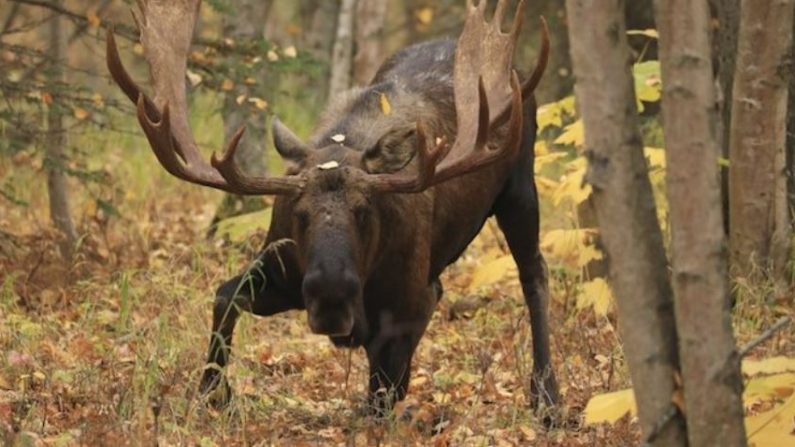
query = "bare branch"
xmin=739 ymin=316 xmax=792 ymax=357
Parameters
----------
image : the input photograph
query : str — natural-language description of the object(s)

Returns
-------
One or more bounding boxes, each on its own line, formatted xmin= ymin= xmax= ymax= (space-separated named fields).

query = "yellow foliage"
xmin=578 ymin=278 xmax=613 ymax=316
xmin=380 ymin=93 xmax=392 ymax=116
xmin=746 ymin=394 xmax=795 ymax=446
xmin=744 ymin=357 xmax=795 ymax=377
xmin=552 ymin=163 xmax=591 ymax=206
xmin=644 ymin=147 xmax=666 ymax=169
xmin=585 ymin=365 xmax=795 ymax=445
xmin=415 ymin=7 xmax=434 ymax=25
xmin=743 ymin=373 xmax=795 ymax=402
xmin=469 ymin=255 xmax=516 ymax=289
xmin=541 ymin=228 xmax=600 ymax=269
xmin=553 ymin=120 xmax=584 ymax=148
xmin=584 ymin=389 xmax=637 ymax=425
xmin=537 ymin=96 xmax=575 ymax=132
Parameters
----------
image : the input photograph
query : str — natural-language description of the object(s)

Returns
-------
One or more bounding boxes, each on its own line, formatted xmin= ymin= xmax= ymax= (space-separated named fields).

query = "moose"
xmin=107 ymin=0 xmax=558 ymax=414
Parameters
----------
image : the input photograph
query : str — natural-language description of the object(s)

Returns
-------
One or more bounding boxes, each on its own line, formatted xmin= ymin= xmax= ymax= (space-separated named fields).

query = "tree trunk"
xmin=714 ymin=0 xmax=741 ymax=236
xmin=46 ymin=5 xmax=78 ymax=259
xmin=729 ymin=0 xmax=794 ymax=281
xmin=353 ymin=0 xmax=388 ymax=86
xmin=208 ymin=0 xmax=273 ymax=236
xmin=329 ymin=0 xmax=356 ymax=99
xmin=654 ymin=0 xmax=748 ymax=445
xmin=524 ymin=1 xmax=573 ymax=103
xmin=789 ymin=6 xmax=795 ymax=230
xmin=564 ymin=1 xmax=686 ymax=444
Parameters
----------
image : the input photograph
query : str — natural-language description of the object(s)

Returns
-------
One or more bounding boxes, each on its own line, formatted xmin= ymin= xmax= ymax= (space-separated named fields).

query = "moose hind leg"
xmin=494 ymin=186 xmax=560 ymax=411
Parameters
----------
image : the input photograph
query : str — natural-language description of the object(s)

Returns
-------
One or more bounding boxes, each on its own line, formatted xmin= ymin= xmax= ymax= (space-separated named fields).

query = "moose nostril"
xmin=302 ymin=268 xmax=361 ymax=302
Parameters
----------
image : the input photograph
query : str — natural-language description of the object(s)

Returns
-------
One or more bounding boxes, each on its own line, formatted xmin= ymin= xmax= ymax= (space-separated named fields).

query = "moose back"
xmin=106 ymin=0 xmax=559 ymax=413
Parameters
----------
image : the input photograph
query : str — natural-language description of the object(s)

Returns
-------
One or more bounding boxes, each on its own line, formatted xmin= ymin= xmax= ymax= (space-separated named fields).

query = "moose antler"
xmin=368 ymin=0 xmax=549 ymax=193
xmin=106 ymin=0 xmax=305 ymax=195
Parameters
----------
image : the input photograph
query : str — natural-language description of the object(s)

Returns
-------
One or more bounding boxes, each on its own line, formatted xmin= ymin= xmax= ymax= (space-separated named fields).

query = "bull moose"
xmin=106 ymin=0 xmax=558 ymax=414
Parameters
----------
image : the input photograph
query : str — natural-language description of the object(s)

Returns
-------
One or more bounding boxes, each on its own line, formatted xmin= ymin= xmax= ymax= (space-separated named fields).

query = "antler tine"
xmin=521 ymin=16 xmax=550 ymax=99
xmin=431 ymin=71 xmax=523 ymax=185
xmin=210 ymin=128 xmax=306 ymax=195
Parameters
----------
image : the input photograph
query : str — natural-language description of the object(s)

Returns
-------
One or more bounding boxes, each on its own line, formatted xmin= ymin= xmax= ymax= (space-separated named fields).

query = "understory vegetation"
xmin=2 ymin=57 xmax=794 ymax=444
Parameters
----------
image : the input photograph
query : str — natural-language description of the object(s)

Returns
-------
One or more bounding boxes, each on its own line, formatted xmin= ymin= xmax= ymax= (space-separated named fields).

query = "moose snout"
xmin=302 ymin=267 xmax=360 ymax=337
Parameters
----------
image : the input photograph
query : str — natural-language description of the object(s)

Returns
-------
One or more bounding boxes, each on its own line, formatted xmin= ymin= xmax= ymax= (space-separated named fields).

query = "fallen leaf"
xmin=584 ymin=388 xmax=637 ymax=425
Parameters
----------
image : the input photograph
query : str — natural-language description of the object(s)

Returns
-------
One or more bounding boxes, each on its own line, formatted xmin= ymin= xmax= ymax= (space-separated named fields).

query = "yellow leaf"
xmin=236 ymin=94 xmax=247 ymax=105
xmin=415 ymin=7 xmax=434 ymax=25
xmin=578 ymin=278 xmax=613 ymax=316
xmin=554 ymin=120 xmax=584 ymax=147
xmin=91 ymin=93 xmax=104 ymax=108
xmin=744 ymin=357 xmax=795 ymax=377
xmin=744 ymin=373 xmax=795 ymax=402
xmin=534 ymin=141 xmax=549 ymax=156
xmin=552 ymin=160 xmax=591 ymax=206
xmin=626 ymin=29 xmax=659 ymax=39
xmin=86 ymin=12 xmax=101 ymax=29
xmin=537 ymin=96 xmax=575 ymax=132
xmin=745 ymin=393 xmax=795 ymax=446
xmin=283 ymin=46 xmax=297 ymax=58
xmin=470 ymin=255 xmax=516 ymax=289
xmin=186 ymin=69 xmax=202 ymax=87
xmin=221 ymin=79 xmax=235 ymax=91
xmin=584 ymin=388 xmax=637 ymax=425
xmin=380 ymin=93 xmax=392 ymax=116
xmin=541 ymin=229 xmax=590 ymax=267
xmin=535 ymin=152 xmax=567 ymax=171
xmin=577 ymin=244 xmax=604 ymax=269
xmin=644 ymin=147 xmax=666 ymax=169
xmin=73 ymin=107 xmax=90 ymax=120
xmin=267 ymin=49 xmax=279 ymax=62
xmin=248 ymin=97 xmax=268 ymax=110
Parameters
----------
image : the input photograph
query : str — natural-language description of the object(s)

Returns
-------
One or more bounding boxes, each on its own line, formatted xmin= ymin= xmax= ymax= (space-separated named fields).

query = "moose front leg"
xmin=364 ymin=300 xmax=432 ymax=416
xmin=199 ymin=248 xmax=301 ymax=407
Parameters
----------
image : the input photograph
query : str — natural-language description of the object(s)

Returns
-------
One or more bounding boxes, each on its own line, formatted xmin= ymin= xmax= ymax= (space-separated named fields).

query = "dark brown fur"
xmin=199 ymin=39 xmax=559 ymax=413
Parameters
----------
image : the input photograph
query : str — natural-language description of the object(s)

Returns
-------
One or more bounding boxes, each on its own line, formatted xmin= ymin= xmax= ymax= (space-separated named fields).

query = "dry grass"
xmin=1 ymin=116 xmax=793 ymax=446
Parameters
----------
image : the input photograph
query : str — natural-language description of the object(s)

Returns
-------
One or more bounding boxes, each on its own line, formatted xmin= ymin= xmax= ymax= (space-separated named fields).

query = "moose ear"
xmin=362 ymin=127 xmax=417 ymax=174
xmin=272 ymin=117 xmax=309 ymax=164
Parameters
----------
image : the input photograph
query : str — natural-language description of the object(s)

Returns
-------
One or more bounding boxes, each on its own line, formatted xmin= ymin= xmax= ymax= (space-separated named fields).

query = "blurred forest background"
xmin=0 ymin=0 xmax=794 ymax=445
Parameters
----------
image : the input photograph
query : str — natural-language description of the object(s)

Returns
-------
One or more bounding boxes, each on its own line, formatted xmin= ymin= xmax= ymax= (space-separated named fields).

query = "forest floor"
xmin=1 ymin=124 xmax=794 ymax=446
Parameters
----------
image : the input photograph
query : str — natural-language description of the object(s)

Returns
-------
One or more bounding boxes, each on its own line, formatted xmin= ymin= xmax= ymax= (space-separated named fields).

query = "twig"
xmin=1 ymin=3 xmax=21 ymax=35
xmin=7 ymin=0 xmax=267 ymax=54
xmin=642 ymin=404 xmax=679 ymax=446
xmin=739 ymin=316 xmax=792 ymax=357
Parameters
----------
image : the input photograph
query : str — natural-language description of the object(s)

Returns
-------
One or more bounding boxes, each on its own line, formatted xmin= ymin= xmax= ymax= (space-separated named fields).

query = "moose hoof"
xmin=199 ymin=369 xmax=232 ymax=409
xmin=530 ymin=372 xmax=560 ymax=426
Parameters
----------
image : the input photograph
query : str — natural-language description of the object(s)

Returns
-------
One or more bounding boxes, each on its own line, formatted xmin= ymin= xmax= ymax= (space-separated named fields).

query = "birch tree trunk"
xmin=353 ymin=0 xmax=388 ymax=86
xmin=46 ymin=5 xmax=78 ymax=259
xmin=789 ymin=6 xmax=795 ymax=225
xmin=654 ymin=0 xmax=748 ymax=444
xmin=729 ymin=0 xmax=794 ymax=282
xmin=329 ymin=0 xmax=356 ymax=98
xmin=302 ymin=0 xmax=340 ymax=106
xmin=565 ymin=1 xmax=686 ymax=444
xmin=714 ymin=0 xmax=740 ymax=236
